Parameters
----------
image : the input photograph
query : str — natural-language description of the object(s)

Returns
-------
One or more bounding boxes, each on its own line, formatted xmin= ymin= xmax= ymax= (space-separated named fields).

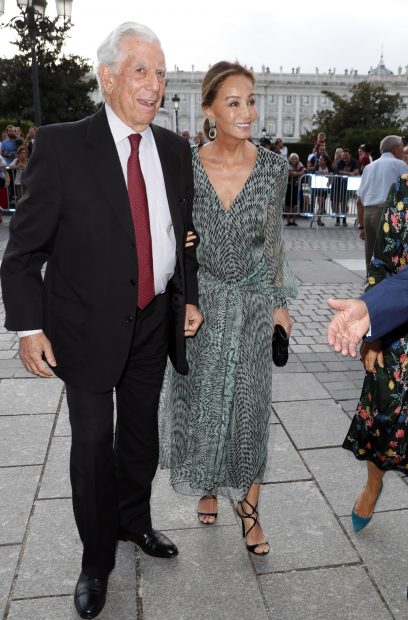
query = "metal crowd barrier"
xmin=284 ymin=173 xmax=361 ymax=228
xmin=0 ymin=168 xmax=19 ymax=214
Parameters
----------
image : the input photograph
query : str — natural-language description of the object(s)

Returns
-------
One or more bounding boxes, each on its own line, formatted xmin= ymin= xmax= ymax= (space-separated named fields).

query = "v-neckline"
xmin=195 ymin=147 xmax=260 ymax=212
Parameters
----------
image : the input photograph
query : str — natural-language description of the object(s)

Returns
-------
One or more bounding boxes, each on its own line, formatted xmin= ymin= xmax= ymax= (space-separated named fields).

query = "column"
xmin=277 ymin=95 xmax=283 ymax=137
xmin=190 ymin=92 xmax=196 ymax=135
xmin=258 ymin=93 xmax=265 ymax=130
xmin=294 ymin=95 xmax=300 ymax=140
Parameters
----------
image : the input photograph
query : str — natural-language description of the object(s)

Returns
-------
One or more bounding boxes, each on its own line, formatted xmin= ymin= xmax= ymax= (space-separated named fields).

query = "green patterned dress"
xmin=159 ymin=146 xmax=298 ymax=500
xmin=343 ymin=174 xmax=408 ymax=471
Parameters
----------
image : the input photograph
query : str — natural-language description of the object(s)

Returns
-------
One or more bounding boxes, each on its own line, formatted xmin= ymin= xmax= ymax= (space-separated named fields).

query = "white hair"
xmin=380 ymin=135 xmax=403 ymax=154
xmin=96 ymin=22 xmax=161 ymax=91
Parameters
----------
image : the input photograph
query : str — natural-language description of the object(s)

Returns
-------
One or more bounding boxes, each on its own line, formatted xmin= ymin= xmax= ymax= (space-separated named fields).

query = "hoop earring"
xmin=208 ymin=118 xmax=217 ymax=140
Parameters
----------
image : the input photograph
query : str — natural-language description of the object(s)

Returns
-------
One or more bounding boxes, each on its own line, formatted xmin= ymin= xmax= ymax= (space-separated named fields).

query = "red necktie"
xmin=127 ymin=134 xmax=155 ymax=310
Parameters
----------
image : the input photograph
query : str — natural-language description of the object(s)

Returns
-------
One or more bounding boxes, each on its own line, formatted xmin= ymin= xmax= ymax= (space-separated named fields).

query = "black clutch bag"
xmin=272 ymin=324 xmax=289 ymax=367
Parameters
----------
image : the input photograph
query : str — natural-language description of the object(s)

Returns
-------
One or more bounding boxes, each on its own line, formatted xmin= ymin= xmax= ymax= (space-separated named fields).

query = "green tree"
xmin=0 ymin=14 xmax=98 ymax=125
xmin=301 ymin=82 xmax=407 ymax=156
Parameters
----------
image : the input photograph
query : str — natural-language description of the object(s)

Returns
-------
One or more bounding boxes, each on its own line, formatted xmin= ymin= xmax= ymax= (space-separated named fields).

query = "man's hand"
xmin=19 ymin=333 xmax=57 ymax=377
xmin=184 ymin=304 xmax=203 ymax=337
xmin=327 ymin=297 xmax=370 ymax=357
xmin=273 ymin=307 xmax=293 ymax=336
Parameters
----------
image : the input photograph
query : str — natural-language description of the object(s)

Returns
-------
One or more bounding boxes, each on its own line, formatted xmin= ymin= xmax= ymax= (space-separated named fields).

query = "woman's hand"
xmin=185 ymin=230 xmax=197 ymax=248
xmin=360 ymin=339 xmax=384 ymax=373
xmin=273 ymin=307 xmax=293 ymax=337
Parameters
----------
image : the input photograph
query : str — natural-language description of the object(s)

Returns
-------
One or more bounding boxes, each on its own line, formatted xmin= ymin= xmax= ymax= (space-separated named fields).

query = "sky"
xmin=1 ymin=0 xmax=407 ymax=77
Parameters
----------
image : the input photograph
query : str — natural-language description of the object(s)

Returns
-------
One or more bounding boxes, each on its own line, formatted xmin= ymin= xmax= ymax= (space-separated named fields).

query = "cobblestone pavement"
xmin=1 ymin=214 xmax=407 ymax=619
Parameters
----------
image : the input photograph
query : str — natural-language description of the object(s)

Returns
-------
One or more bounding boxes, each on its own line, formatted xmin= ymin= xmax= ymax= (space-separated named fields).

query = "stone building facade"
xmin=154 ymin=57 xmax=408 ymax=142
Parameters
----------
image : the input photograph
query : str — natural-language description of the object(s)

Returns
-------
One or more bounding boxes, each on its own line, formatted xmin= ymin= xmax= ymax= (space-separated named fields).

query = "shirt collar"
xmin=380 ymin=152 xmax=394 ymax=159
xmin=105 ymin=102 xmax=153 ymax=146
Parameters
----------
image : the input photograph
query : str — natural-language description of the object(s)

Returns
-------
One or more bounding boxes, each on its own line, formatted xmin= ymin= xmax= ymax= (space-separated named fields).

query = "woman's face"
xmin=205 ymin=74 xmax=257 ymax=141
xmin=403 ymin=146 xmax=408 ymax=164
xmin=289 ymin=155 xmax=298 ymax=166
xmin=319 ymin=155 xmax=326 ymax=168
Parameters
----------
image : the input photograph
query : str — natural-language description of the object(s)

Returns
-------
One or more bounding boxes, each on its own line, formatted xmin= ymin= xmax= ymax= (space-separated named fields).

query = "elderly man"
xmin=356 ymin=135 xmax=408 ymax=270
xmin=0 ymin=22 xmax=202 ymax=619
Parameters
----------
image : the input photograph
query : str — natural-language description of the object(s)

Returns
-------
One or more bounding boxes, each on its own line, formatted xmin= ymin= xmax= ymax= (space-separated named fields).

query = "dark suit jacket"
xmin=362 ymin=264 xmax=408 ymax=340
xmin=0 ymin=106 xmax=198 ymax=391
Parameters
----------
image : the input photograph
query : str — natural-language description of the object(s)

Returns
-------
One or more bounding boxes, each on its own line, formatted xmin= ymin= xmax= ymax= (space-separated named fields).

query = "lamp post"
xmin=171 ymin=93 xmax=180 ymax=134
xmin=0 ymin=0 xmax=73 ymax=126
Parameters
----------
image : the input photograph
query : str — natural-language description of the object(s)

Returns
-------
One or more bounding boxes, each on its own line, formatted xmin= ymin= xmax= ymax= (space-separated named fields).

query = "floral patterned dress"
xmin=343 ymin=174 xmax=408 ymax=472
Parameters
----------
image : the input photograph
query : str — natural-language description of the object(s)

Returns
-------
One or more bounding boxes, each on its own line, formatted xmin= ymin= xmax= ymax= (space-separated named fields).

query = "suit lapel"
xmin=86 ymin=106 xmax=134 ymax=241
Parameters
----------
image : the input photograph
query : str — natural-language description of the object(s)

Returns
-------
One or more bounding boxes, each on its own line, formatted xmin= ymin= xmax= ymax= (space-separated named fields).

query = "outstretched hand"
xmin=327 ymin=297 xmax=370 ymax=357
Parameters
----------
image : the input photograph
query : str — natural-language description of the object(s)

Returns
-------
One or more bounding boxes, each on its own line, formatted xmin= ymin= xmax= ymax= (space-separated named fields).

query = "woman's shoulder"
xmin=258 ymin=147 xmax=288 ymax=171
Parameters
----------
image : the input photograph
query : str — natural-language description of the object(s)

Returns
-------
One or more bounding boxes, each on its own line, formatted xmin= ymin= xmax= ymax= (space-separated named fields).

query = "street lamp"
xmin=0 ymin=0 xmax=73 ymax=126
xmin=171 ymin=93 xmax=180 ymax=134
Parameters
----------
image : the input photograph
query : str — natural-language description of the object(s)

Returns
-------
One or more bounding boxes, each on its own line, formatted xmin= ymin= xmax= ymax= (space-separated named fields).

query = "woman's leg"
xmin=237 ymin=483 xmax=269 ymax=554
xmin=354 ymin=461 xmax=385 ymax=517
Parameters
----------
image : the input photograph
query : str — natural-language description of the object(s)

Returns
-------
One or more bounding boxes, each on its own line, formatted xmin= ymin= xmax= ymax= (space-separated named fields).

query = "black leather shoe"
xmin=74 ymin=572 xmax=108 ymax=619
xmin=119 ymin=527 xmax=178 ymax=558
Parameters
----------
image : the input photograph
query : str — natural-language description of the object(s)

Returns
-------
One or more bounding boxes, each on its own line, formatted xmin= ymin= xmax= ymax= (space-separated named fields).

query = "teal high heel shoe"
xmin=351 ymin=482 xmax=383 ymax=533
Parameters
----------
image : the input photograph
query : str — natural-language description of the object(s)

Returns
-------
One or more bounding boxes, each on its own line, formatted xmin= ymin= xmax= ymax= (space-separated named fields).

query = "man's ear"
xmin=100 ymin=65 xmax=114 ymax=95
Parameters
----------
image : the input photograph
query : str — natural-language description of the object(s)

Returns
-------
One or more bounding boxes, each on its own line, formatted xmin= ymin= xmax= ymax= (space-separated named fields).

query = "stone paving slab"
xmin=0 ymin=466 xmax=41 ymax=544
xmin=264 ymin=425 xmax=311 ymax=483
xmin=0 ymin=545 xmax=20 ymax=620
xmin=290 ymin=259 xmax=364 ymax=284
xmin=7 ymin=591 xmax=137 ymax=620
xmin=303 ymin=447 xmax=408 ymax=516
xmin=273 ymin=399 xmax=351 ymax=449
xmin=0 ymin=378 xmax=63 ymax=415
xmin=0 ymin=415 xmax=54 ymax=467
xmin=341 ymin=511 xmax=408 ymax=619
xmin=139 ymin=526 xmax=269 ymax=620
xmin=15 ymin=499 xmax=136 ymax=598
xmin=272 ymin=373 xmax=330 ymax=402
xmin=251 ymin=481 xmax=357 ymax=573
xmin=39 ymin=437 xmax=71 ymax=499
xmin=151 ymin=468 xmax=236 ymax=529
xmin=260 ymin=565 xmax=392 ymax=619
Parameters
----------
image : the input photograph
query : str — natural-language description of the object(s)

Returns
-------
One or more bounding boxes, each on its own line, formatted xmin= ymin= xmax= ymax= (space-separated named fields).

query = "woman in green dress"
xmin=159 ymin=61 xmax=297 ymax=555
xmin=344 ymin=173 xmax=408 ymax=532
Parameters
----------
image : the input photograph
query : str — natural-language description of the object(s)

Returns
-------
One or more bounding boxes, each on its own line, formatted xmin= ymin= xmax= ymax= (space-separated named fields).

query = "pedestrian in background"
xmin=356 ymin=135 xmax=408 ymax=270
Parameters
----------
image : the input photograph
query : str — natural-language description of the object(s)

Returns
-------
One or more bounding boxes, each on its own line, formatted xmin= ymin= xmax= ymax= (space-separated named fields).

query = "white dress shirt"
xmin=19 ymin=104 xmax=176 ymax=337
xmin=357 ymin=152 xmax=408 ymax=206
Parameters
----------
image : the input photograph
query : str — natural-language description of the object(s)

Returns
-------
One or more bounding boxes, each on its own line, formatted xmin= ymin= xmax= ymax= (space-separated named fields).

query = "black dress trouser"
xmin=66 ymin=292 xmax=169 ymax=578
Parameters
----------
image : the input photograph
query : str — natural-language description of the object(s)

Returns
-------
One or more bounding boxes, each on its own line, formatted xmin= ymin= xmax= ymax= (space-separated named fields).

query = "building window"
xmin=284 ymin=122 xmax=294 ymax=136
xmin=286 ymin=95 xmax=292 ymax=104
xmin=268 ymin=95 xmax=275 ymax=104
xmin=320 ymin=96 xmax=328 ymax=106
xmin=302 ymin=96 xmax=310 ymax=105
xmin=268 ymin=122 xmax=276 ymax=135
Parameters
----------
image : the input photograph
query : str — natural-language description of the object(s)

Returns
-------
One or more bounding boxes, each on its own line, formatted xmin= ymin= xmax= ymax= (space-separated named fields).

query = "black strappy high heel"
xmin=236 ymin=499 xmax=269 ymax=556
xmin=197 ymin=495 xmax=218 ymax=525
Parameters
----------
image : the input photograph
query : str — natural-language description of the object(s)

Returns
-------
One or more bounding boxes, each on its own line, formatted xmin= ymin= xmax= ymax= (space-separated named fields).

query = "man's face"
xmin=101 ymin=36 xmax=166 ymax=132
xmin=7 ymin=126 xmax=16 ymax=138
xmin=391 ymin=140 xmax=405 ymax=160
xmin=342 ymin=151 xmax=351 ymax=164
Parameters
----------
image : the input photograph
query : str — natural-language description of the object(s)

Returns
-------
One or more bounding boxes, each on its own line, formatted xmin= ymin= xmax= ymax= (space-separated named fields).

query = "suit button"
xmin=131 ymin=241 xmax=136 ymax=247
xmin=130 ymin=279 xmax=136 ymax=286
xmin=126 ymin=315 xmax=134 ymax=323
